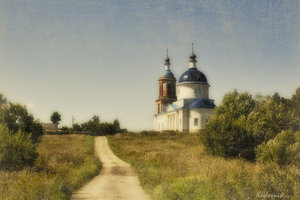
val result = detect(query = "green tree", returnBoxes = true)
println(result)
[50,111,62,125]
[98,122,116,135]
[291,87,300,130]
[0,103,43,143]
[72,123,82,132]
[200,90,256,159]
[0,93,7,106]
[92,115,100,124]
[256,130,299,165]
[81,115,101,134]
[113,119,120,130]
[247,93,296,146]
[0,124,37,170]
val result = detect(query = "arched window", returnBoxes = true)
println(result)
[163,83,167,96]
[194,88,201,94]
[167,83,172,96]
[194,118,199,126]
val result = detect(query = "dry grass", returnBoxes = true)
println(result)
[108,133,300,200]
[0,134,101,200]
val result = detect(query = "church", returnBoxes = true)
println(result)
[153,46,215,132]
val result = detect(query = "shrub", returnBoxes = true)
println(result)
[200,90,298,161]
[256,130,299,165]
[59,126,72,134]
[0,124,37,170]
[291,88,300,131]
[200,90,256,159]
[0,100,44,143]
[97,122,116,135]
[247,93,296,146]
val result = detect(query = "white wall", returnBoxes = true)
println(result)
[177,82,209,100]
[189,108,214,133]
[154,108,214,133]
[154,110,181,131]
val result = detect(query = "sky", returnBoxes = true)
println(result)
[0,0,299,131]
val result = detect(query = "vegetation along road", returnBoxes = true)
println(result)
[72,136,151,200]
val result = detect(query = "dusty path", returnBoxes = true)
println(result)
[72,136,151,200]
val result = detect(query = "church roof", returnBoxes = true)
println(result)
[154,98,215,116]
[188,98,215,109]
[162,70,175,78]
[178,68,208,83]
[41,123,58,132]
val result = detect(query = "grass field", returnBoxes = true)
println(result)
[108,132,300,200]
[0,134,101,200]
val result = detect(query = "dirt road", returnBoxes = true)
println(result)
[72,136,151,200]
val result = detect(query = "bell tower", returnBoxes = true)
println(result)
[156,50,177,113]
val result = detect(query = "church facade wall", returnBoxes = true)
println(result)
[188,108,215,132]
[154,110,183,131]
[177,83,209,100]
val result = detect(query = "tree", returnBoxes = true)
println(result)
[92,115,100,124]
[291,88,300,130]
[113,119,120,130]
[247,93,296,146]
[0,124,37,170]
[81,115,101,134]
[72,123,82,132]
[256,130,299,165]
[0,103,43,143]
[0,93,7,106]
[200,89,299,161]
[50,111,62,125]
[200,90,256,159]
[98,122,116,135]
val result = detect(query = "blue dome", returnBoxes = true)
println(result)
[178,68,207,83]
[162,70,175,78]
[188,99,215,109]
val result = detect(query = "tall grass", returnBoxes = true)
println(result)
[108,133,300,200]
[0,134,101,200]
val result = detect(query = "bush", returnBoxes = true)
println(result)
[200,90,299,161]
[0,124,37,170]
[247,93,296,146]
[59,126,72,134]
[256,130,299,165]
[200,90,256,160]
[0,99,44,143]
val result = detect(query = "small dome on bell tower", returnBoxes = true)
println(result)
[155,50,177,113]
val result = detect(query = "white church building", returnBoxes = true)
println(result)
[153,47,215,132]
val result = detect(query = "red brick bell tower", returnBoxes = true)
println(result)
[156,51,177,113]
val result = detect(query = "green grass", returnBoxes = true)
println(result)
[0,134,101,200]
[108,133,300,200]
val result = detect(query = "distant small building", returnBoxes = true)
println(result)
[41,123,58,132]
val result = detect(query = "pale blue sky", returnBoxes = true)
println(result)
[0,0,299,130]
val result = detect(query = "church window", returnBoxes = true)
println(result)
[167,83,171,96]
[163,83,167,96]
[194,118,198,126]
[194,88,201,94]
[183,75,188,80]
